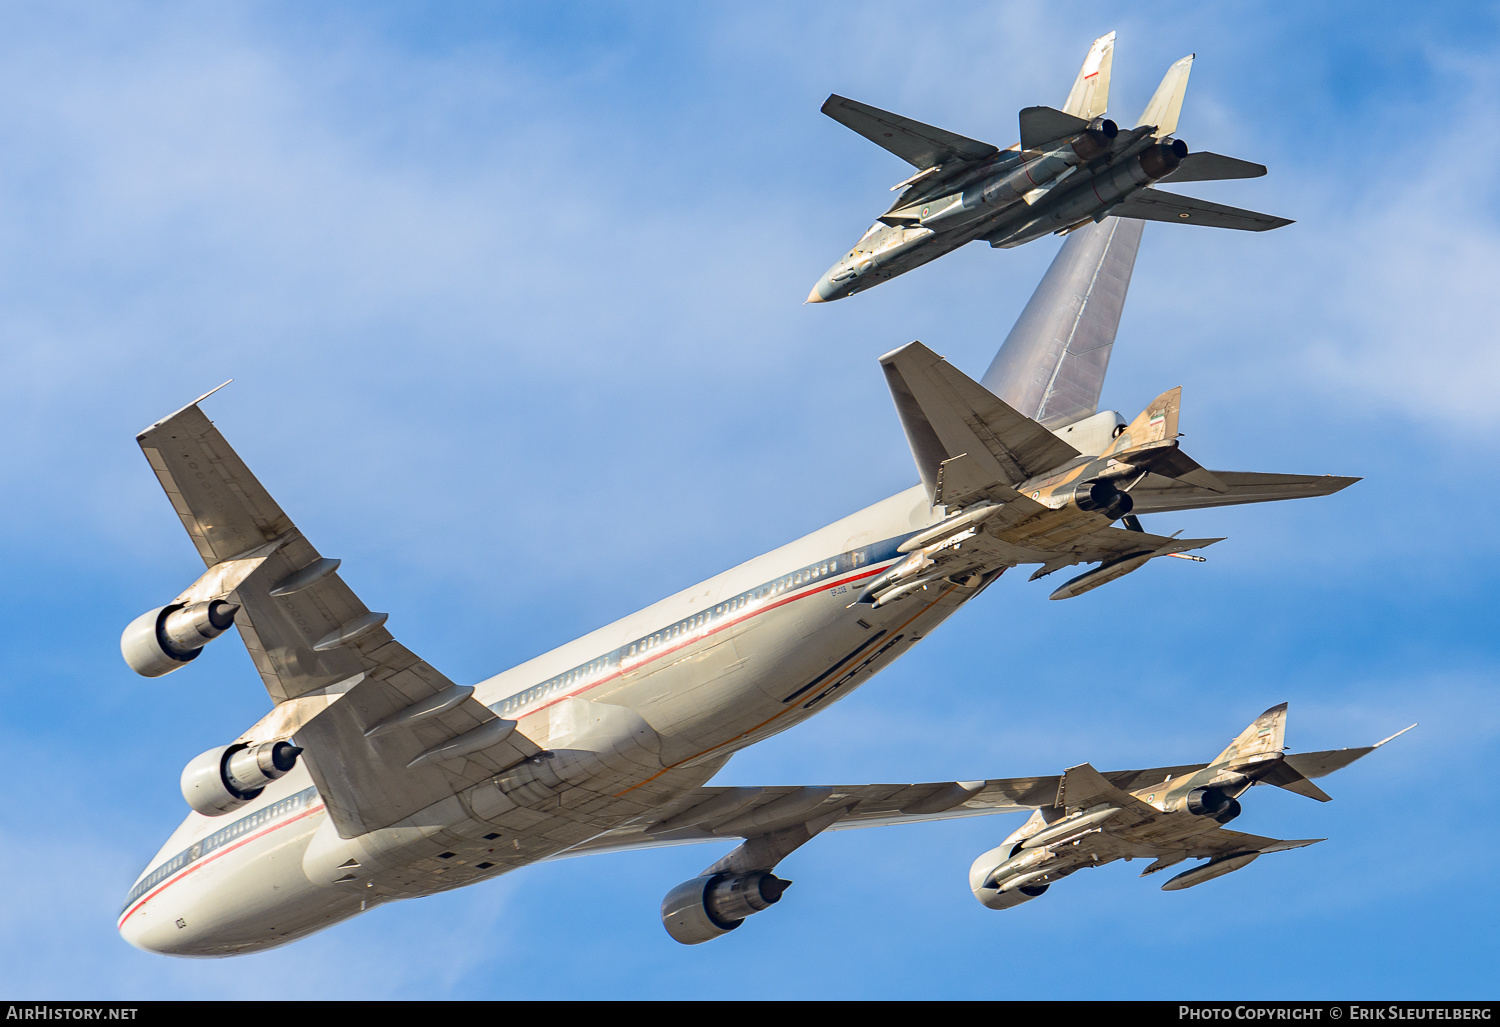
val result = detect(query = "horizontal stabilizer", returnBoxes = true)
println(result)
[1257,761,1333,802]
[1163,151,1268,183]
[1109,187,1293,232]
[822,94,998,169]
[1019,105,1090,150]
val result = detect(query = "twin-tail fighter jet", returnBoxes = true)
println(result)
[117,214,1356,956]
[970,705,1413,910]
[808,32,1290,303]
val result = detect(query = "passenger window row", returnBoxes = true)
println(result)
[495,547,872,717]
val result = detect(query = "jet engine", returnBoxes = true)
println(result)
[1068,478,1134,521]
[180,740,303,817]
[121,600,240,677]
[1185,786,1232,817]
[660,871,792,945]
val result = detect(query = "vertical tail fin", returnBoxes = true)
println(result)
[1109,386,1180,452]
[1212,703,1288,767]
[1062,31,1115,120]
[1137,54,1194,137]
[979,218,1144,428]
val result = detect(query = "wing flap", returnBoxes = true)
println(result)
[1109,187,1293,232]
[821,94,998,169]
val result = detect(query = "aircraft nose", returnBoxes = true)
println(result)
[119,910,177,956]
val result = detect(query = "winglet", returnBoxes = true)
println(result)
[1137,54,1194,137]
[1062,31,1115,120]
[139,379,234,437]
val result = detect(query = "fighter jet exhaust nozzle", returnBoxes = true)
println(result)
[121,600,241,677]
[660,872,793,945]
[180,741,304,817]
[1069,478,1134,521]
[1139,138,1189,180]
[1185,786,1233,818]
[1067,119,1119,162]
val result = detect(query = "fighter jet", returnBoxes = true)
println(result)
[969,704,1413,910]
[116,213,1356,956]
[808,32,1290,303]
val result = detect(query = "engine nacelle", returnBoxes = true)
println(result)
[121,600,240,677]
[1212,797,1243,825]
[1139,137,1190,180]
[969,839,1058,910]
[180,740,303,817]
[1069,478,1134,521]
[660,871,792,945]
[1185,786,1233,818]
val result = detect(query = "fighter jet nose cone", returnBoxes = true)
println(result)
[805,286,827,304]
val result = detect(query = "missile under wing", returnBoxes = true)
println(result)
[808,33,1290,303]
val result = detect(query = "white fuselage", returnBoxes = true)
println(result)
[119,484,994,956]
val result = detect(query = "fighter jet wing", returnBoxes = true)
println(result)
[1108,186,1293,231]
[1284,725,1415,779]
[1056,524,1223,563]
[1126,470,1360,514]
[137,392,541,838]
[1184,829,1323,860]
[822,94,999,169]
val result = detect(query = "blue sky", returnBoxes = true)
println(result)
[0,0,1495,999]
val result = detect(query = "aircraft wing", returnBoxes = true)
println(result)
[545,764,1211,861]
[1284,724,1416,779]
[1108,186,1293,232]
[136,393,540,838]
[822,94,999,169]
[1065,525,1223,563]
[1126,470,1360,514]
[1184,829,1322,860]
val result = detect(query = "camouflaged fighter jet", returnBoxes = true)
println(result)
[808,32,1290,303]
[968,704,1413,910]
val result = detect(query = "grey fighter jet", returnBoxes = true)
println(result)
[808,32,1289,303]
[968,704,1413,910]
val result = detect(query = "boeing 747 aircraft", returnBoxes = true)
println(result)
[117,218,1356,955]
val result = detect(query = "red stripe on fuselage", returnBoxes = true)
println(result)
[506,563,893,720]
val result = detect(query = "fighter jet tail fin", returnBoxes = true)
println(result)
[1212,702,1289,767]
[1137,54,1194,137]
[1062,31,1115,120]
